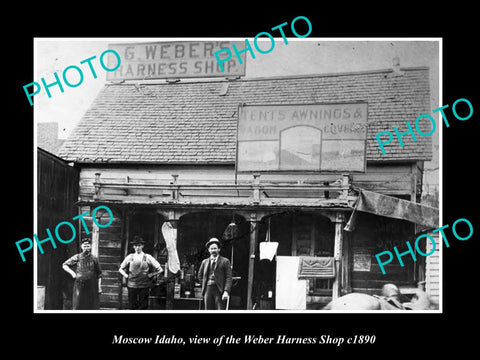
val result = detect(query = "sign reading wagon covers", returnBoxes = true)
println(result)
[106,41,246,80]
[237,103,368,172]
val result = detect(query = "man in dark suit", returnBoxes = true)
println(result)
[197,238,232,310]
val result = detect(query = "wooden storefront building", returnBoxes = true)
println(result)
[58,66,436,310]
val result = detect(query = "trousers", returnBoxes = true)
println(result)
[128,287,150,310]
[204,285,225,310]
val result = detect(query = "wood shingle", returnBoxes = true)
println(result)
[58,67,432,164]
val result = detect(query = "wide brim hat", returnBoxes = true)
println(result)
[131,237,145,245]
[80,238,91,244]
[205,238,220,248]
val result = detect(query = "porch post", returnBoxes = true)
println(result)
[332,211,345,300]
[91,206,100,257]
[246,211,259,310]
[341,228,352,295]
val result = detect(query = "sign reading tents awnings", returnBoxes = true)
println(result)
[106,41,246,80]
[345,189,439,231]
[236,103,368,172]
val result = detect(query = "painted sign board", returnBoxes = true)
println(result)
[237,103,368,172]
[106,41,246,80]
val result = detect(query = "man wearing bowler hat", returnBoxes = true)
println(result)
[197,238,232,310]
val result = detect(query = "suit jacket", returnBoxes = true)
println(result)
[198,255,232,296]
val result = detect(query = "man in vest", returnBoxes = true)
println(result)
[119,236,163,310]
[197,238,232,310]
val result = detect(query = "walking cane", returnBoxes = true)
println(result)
[226,246,233,311]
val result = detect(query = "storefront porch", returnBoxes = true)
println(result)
[79,173,353,310]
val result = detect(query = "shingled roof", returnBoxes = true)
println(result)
[58,67,432,164]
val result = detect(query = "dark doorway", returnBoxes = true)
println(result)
[253,211,335,310]
[177,212,250,309]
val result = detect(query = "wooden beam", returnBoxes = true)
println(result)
[341,229,352,295]
[252,174,261,204]
[332,212,345,300]
[118,208,126,310]
[153,212,160,259]
[246,212,258,310]
[341,174,350,199]
[171,174,179,201]
[91,206,100,257]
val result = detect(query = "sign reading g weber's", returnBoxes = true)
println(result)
[237,103,368,172]
[107,41,246,80]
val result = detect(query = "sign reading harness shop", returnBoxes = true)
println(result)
[106,41,246,80]
[237,103,368,172]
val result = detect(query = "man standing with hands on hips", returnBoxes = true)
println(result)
[198,238,232,310]
[119,236,163,310]
[62,238,102,310]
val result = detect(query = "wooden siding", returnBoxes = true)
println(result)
[37,148,79,310]
[78,205,124,309]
